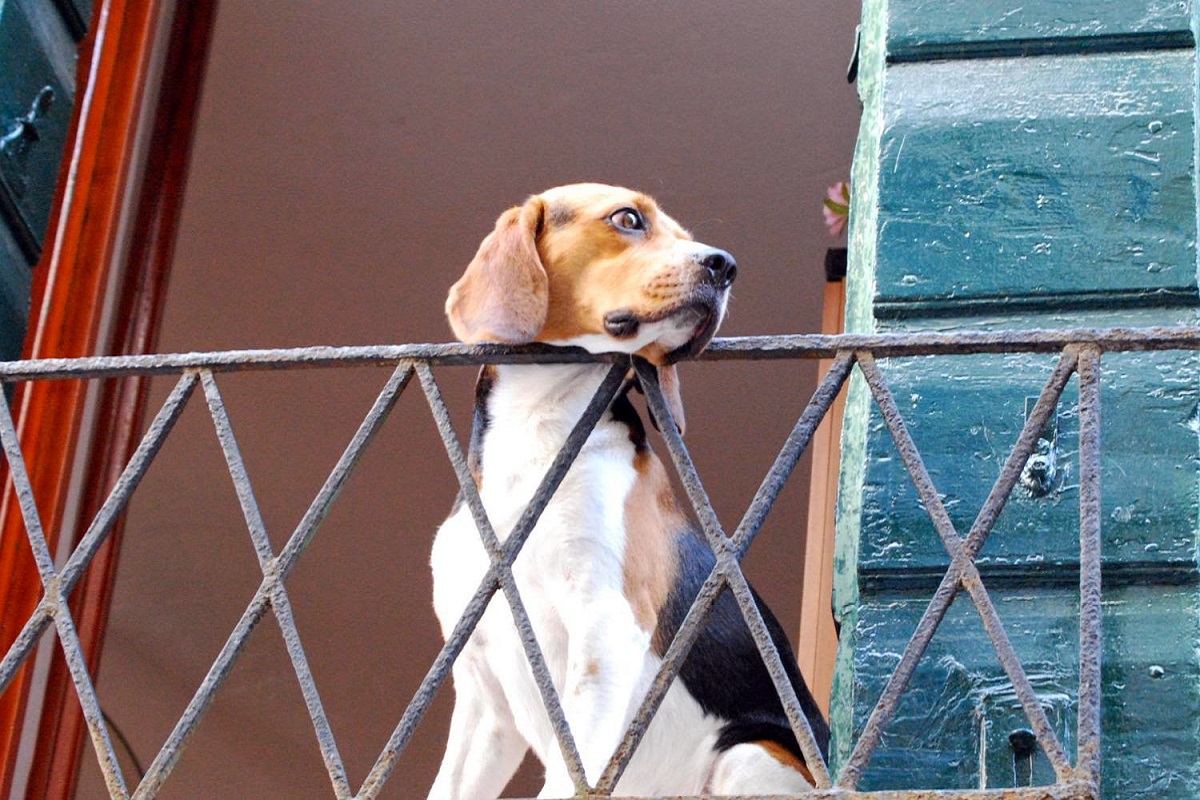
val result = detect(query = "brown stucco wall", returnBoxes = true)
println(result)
[77,3,861,796]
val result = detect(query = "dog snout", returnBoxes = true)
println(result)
[696,248,737,289]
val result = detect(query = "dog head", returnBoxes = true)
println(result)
[446,184,737,431]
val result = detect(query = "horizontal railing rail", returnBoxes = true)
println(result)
[2,324,1196,799]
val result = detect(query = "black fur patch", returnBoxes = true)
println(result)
[608,382,648,451]
[451,365,497,515]
[654,526,831,764]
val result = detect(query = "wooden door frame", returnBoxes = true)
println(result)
[797,262,846,717]
[0,0,217,795]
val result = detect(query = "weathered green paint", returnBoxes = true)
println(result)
[838,0,1200,795]
[888,0,1195,61]
[851,586,1200,793]
[0,0,73,259]
[859,311,1200,575]
[833,0,891,776]
[876,52,1196,311]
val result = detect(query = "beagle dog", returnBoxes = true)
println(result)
[429,184,829,798]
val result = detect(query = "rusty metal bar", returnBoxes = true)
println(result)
[201,371,352,799]
[133,363,413,798]
[0,385,129,797]
[0,324,1196,382]
[841,353,1073,789]
[0,372,198,695]
[1074,347,1103,790]
[0,326,1155,798]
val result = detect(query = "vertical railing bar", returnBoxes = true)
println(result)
[201,371,352,798]
[1075,346,1103,788]
[724,564,833,788]
[731,350,857,558]
[274,363,415,580]
[0,388,130,796]
[358,363,626,799]
[845,353,1071,786]
[413,363,589,794]
[136,364,414,798]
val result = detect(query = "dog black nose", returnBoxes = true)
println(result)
[698,249,737,288]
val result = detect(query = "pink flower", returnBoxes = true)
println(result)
[822,181,850,237]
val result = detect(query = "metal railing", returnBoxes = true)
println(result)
[2,324,1197,799]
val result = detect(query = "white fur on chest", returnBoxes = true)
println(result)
[429,365,722,795]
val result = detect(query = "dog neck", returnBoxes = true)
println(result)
[468,362,631,483]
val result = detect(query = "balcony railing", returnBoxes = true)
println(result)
[3,324,1198,799]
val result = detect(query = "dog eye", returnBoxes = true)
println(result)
[609,208,646,233]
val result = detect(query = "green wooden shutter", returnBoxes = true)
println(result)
[0,0,88,361]
[835,2,1200,795]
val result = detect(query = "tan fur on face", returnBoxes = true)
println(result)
[533,184,700,345]
[448,183,723,433]
[448,183,709,354]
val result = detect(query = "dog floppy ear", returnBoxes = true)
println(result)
[656,363,687,437]
[446,197,548,343]
[636,344,687,436]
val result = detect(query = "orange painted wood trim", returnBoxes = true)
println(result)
[25,2,220,795]
[0,0,160,788]
[797,278,847,717]
[0,0,216,794]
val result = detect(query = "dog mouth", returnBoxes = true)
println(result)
[602,290,725,363]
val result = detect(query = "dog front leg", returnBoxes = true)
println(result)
[429,659,527,800]
[553,587,651,788]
